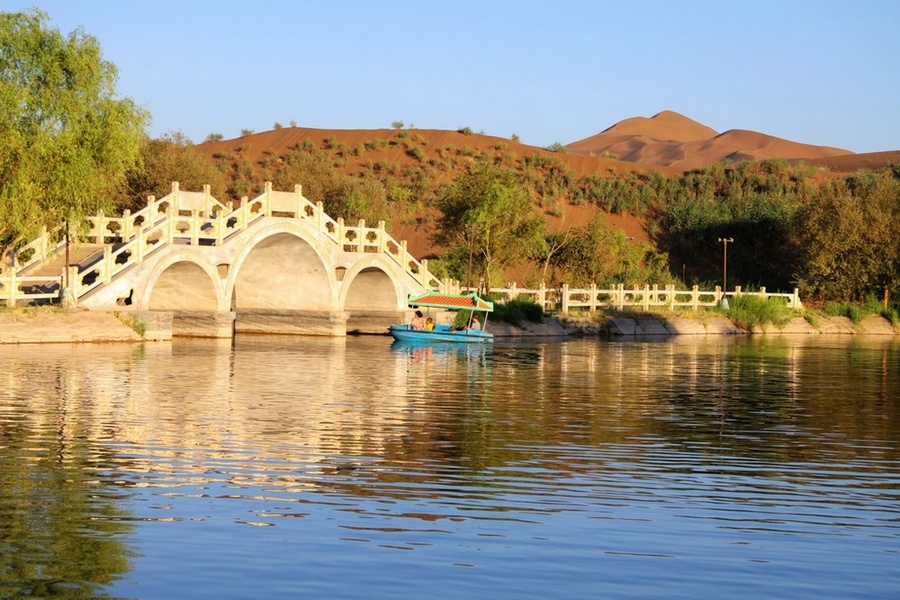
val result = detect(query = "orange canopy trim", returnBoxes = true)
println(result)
[407,292,494,312]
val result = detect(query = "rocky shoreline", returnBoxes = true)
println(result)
[0,309,896,344]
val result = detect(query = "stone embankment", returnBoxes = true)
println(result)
[0,310,897,344]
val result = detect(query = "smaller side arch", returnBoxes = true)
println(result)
[135,251,226,312]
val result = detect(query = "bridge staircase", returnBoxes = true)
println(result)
[1,182,445,309]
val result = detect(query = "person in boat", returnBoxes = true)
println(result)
[411,310,426,330]
[425,317,435,331]
[468,315,481,330]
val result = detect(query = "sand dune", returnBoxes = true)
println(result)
[565,111,861,171]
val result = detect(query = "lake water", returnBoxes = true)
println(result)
[1,334,898,599]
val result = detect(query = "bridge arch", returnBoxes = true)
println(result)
[227,223,336,311]
[339,256,409,334]
[138,252,223,311]
[339,258,404,312]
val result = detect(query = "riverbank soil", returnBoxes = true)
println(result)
[0,310,141,343]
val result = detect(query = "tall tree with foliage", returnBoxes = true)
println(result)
[796,168,900,301]
[0,9,149,256]
[433,165,546,293]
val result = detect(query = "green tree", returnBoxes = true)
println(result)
[433,166,546,293]
[796,170,900,301]
[271,145,389,224]
[119,132,227,212]
[0,9,149,255]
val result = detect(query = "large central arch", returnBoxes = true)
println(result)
[229,227,343,335]
[232,232,332,310]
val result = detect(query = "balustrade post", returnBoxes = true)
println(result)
[122,210,132,241]
[539,282,547,311]
[692,284,699,310]
[794,288,802,309]
[561,283,570,314]
[135,225,145,262]
[357,219,366,252]
[265,181,273,217]
[190,210,199,245]
[420,258,429,283]
[760,286,767,300]
[203,184,212,217]
[147,195,156,223]
[715,285,722,306]
[316,201,324,230]
[39,226,48,261]
[643,284,650,311]
[166,207,176,244]
[377,221,387,253]
[94,212,104,245]
[667,284,676,310]
[589,283,597,311]
[239,196,249,229]
[399,239,408,273]
[64,265,79,308]
[103,246,113,284]
[295,184,303,219]
[617,283,624,310]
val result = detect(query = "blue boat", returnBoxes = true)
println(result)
[388,291,494,344]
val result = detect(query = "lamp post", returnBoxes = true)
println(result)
[466,223,478,292]
[718,237,734,308]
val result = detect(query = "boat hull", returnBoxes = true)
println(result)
[388,324,493,343]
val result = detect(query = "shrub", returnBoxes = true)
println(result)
[458,126,473,135]
[727,295,792,330]
[491,297,544,326]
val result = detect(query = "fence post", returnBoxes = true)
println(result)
[667,284,676,310]
[539,282,547,311]
[509,281,517,302]
[760,286,767,300]
[643,285,650,311]
[561,283,570,314]
[692,285,699,310]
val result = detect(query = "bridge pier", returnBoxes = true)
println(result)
[234,308,348,337]
[172,311,237,338]
[346,310,408,335]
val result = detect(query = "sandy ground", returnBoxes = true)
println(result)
[0,310,141,344]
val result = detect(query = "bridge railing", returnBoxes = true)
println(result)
[2,182,447,306]
[0,224,67,277]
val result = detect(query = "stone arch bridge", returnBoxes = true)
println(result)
[1,183,447,338]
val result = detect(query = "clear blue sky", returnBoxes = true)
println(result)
[6,0,900,153]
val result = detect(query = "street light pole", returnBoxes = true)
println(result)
[718,237,734,308]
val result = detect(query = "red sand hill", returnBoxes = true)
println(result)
[565,110,862,170]
[195,112,898,263]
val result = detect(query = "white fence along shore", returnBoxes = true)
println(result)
[459,283,802,313]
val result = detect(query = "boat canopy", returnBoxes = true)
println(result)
[407,291,494,313]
